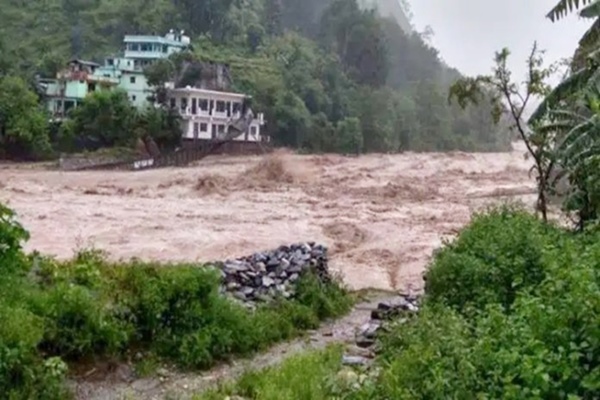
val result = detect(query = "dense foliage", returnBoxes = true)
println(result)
[0,0,511,159]
[199,207,600,399]
[0,204,352,398]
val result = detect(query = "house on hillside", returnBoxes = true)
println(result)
[167,86,267,151]
[39,59,119,119]
[39,30,191,117]
[96,30,191,108]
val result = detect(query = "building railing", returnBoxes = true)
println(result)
[177,107,245,120]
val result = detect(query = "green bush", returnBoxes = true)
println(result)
[424,205,565,313]
[360,251,600,399]
[0,204,30,274]
[0,304,68,399]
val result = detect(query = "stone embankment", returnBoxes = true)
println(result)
[214,242,330,305]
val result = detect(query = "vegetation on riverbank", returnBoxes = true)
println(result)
[0,203,352,399]
[198,206,600,399]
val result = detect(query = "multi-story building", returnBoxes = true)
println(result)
[40,59,119,119]
[40,30,190,116]
[167,86,266,145]
[96,30,191,108]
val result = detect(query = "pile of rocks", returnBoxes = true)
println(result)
[355,295,420,349]
[214,242,330,304]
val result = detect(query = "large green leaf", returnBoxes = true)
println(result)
[580,0,600,18]
[528,68,596,123]
[547,0,597,21]
[572,19,600,70]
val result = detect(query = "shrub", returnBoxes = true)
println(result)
[424,205,564,313]
[0,304,68,399]
[360,251,600,399]
[0,204,30,274]
[112,263,352,369]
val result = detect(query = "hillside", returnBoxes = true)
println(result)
[0,0,511,159]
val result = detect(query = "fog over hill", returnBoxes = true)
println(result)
[358,0,412,33]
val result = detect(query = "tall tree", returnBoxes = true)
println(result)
[0,76,51,159]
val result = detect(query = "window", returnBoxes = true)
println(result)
[129,43,139,51]
[200,123,208,132]
[181,97,188,111]
[141,43,150,51]
[232,102,241,114]
[131,95,136,101]
[216,101,226,113]
[198,99,208,111]
[163,45,168,53]
[107,58,114,66]
[130,76,136,84]
[191,98,197,114]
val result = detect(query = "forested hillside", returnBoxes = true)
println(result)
[0,0,510,158]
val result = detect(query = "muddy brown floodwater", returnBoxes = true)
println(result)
[0,142,535,293]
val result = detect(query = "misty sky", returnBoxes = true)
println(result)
[409,0,591,84]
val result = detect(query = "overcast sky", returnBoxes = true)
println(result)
[408,0,591,84]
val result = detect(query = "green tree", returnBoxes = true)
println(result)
[354,87,397,152]
[135,107,182,152]
[265,0,283,36]
[305,112,335,152]
[449,44,555,221]
[59,90,138,151]
[320,0,389,87]
[335,116,363,154]
[0,76,51,160]
[273,91,312,147]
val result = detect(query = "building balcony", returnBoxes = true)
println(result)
[177,108,245,121]
[124,50,168,60]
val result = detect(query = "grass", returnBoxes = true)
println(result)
[196,345,348,400]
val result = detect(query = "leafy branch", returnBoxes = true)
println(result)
[449,42,557,221]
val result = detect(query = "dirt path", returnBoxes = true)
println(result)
[0,143,535,293]
[70,293,390,400]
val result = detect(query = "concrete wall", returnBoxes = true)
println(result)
[119,71,150,108]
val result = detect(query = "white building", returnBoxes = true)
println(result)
[167,87,266,144]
